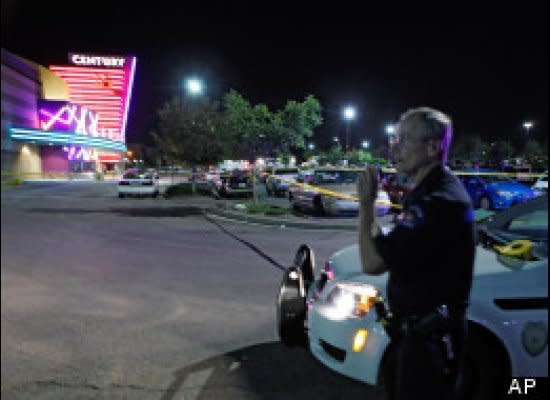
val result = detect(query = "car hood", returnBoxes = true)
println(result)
[487,182,533,193]
[327,244,548,298]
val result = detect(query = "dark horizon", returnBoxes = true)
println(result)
[2,1,548,152]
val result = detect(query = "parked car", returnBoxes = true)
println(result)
[532,174,548,196]
[266,167,300,196]
[289,168,392,217]
[458,174,536,210]
[277,197,548,399]
[118,168,160,198]
[215,173,253,198]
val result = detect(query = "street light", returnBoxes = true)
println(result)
[362,140,370,149]
[342,106,356,152]
[385,124,395,135]
[185,78,204,96]
[522,121,534,136]
[308,143,315,150]
[333,136,340,144]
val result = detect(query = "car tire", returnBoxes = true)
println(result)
[459,328,510,400]
[277,266,308,347]
[480,196,492,210]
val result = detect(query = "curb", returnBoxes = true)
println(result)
[206,207,358,231]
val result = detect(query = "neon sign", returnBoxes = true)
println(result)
[9,127,126,152]
[38,100,98,135]
[50,54,136,144]
[69,54,125,68]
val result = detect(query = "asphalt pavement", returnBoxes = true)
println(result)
[1,181,387,400]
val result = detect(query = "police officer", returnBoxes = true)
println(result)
[357,107,475,400]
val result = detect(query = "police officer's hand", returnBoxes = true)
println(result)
[357,166,378,215]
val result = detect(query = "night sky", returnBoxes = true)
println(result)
[2,1,548,152]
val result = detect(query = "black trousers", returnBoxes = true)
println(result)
[385,317,467,400]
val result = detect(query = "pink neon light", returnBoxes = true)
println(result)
[50,58,134,145]
[121,57,136,141]
[50,66,125,74]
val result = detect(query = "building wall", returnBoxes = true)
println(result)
[1,48,42,174]
[40,145,68,172]
[16,144,42,175]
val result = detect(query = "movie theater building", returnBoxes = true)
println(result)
[1,49,136,177]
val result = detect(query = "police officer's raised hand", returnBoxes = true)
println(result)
[357,166,378,217]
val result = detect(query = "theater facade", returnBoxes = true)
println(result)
[1,49,136,177]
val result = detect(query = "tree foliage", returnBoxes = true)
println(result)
[150,96,225,165]
[151,90,324,165]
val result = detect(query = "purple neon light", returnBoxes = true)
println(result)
[39,108,72,127]
[121,57,136,142]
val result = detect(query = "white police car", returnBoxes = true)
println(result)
[277,197,548,399]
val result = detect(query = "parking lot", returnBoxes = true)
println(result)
[1,181,387,399]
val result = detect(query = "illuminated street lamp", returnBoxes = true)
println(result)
[333,136,340,144]
[362,140,370,149]
[385,124,395,135]
[308,143,315,150]
[342,106,356,152]
[185,78,204,96]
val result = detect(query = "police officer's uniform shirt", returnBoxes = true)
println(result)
[374,165,475,318]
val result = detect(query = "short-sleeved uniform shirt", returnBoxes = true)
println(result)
[374,165,475,318]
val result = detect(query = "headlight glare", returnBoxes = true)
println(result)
[326,282,380,318]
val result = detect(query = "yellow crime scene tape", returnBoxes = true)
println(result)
[262,169,548,212]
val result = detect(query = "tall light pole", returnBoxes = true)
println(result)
[343,106,356,152]
[522,121,534,136]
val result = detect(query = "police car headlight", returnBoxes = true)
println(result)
[325,282,380,318]
[496,190,513,198]
[522,321,548,356]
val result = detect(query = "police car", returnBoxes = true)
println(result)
[277,196,548,399]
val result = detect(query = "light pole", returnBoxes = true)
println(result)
[343,106,356,152]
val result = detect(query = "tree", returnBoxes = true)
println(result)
[522,139,547,171]
[150,96,225,166]
[222,90,272,160]
[271,95,323,157]
[318,145,344,166]
[450,134,489,163]
[489,141,516,164]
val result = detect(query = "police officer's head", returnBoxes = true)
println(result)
[393,107,452,177]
